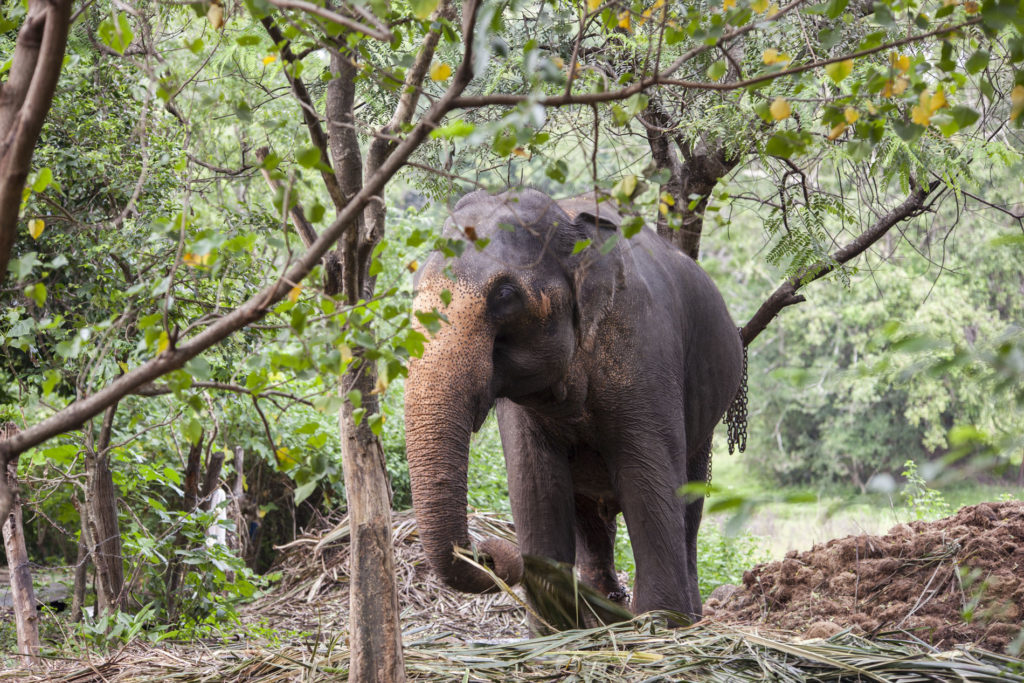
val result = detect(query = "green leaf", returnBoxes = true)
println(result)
[430,119,474,139]
[294,480,318,505]
[545,160,569,183]
[296,147,321,168]
[410,0,439,20]
[598,233,619,255]
[824,59,854,84]
[621,215,644,239]
[32,167,53,193]
[965,49,990,75]
[572,239,591,254]
[871,1,895,26]
[98,12,134,55]
[825,0,849,19]
[891,119,924,142]
[24,282,46,307]
[707,60,727,80]
[950,105,980,128]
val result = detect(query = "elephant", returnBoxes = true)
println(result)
[403,188,743,624]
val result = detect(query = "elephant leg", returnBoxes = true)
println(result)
[610,436,698,623]
[573,494,624,602]
[684,437,712,619]
[496,401,576,630]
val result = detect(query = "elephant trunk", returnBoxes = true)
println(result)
[404,351,522,594]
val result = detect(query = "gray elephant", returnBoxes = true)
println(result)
[404,188,742,623]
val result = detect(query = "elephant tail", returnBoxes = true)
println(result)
[725,337,748,456]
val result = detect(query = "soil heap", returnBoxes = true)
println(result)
[705,501,1024,652]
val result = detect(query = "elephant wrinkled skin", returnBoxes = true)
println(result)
[404,188,742,624]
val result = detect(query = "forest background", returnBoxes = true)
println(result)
[0,0,1022,672]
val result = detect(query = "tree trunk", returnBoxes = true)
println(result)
[165,437,203,620]
[326,45,406,683]
[69,503,90,623]
[339,360,405,683]
[84,405,125,616]
[0,0,73,284]
[2,423,40,666]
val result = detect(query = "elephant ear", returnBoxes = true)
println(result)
[556,194,626,352]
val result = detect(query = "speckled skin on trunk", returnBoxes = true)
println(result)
[404,189,743,623]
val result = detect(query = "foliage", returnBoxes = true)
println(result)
[901,459,952,520]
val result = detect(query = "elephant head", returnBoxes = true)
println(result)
[404,189,621,593]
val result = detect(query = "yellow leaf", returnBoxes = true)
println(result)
[722,0,736,8]
[373,374,388,394]
[1010,85,1024,121]
[865,102,878,115]
[639,0,665,25]
[890,53,910,73]
[183,252,211,266]
[156,330,170,354]
[827,122,848,141]
[617,10,631,30]
[28,218,44,240]
[763,48,778,65]
[660,192,675,206]
[512,147,530,158]
[844,107,859,123]
[752,0,769,12]
[339,343,353,364]
[429,62,452,81]
[407,260,419,273]
[276,447,296,468]
[659,202,669,215]
[964,0,979,12]
[883,76,909,97]
[587,0,602,11]
[767,2,779,15]
[288,285,302,302]
[262,54,277,65]
[928,88,948,113]
[911,105,931,126]
[770,97,791,120]
[208,2,224,30]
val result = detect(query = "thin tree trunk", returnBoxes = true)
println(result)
[2,423,40,666]
[339,360,403,683]
[69,502,90,623]
[85,405,125,616]
[165,437,203,620]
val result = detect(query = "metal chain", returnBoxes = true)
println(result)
[726,339,749,456]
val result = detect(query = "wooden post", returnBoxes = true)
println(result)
[1,423,40,666]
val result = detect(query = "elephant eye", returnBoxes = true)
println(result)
[489,280,522,316]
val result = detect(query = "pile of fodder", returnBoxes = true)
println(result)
[243,509,529,640]
[7,615,1024,682]
[706,501,1024,653]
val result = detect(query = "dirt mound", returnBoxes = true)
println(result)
[705,501,1024,652]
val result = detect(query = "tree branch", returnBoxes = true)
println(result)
[259,16,346,210]
[0,0,73,285]
[0,1,483,517]
[740,180,941,347]
[265,0,393,42]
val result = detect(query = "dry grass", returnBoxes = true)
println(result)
[3,510,1023,681]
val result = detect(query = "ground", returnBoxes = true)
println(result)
[1,504,1023,680]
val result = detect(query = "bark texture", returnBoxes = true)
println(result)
[84,405,125,616]
[0,0,72,282]
[2,424,40,665]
